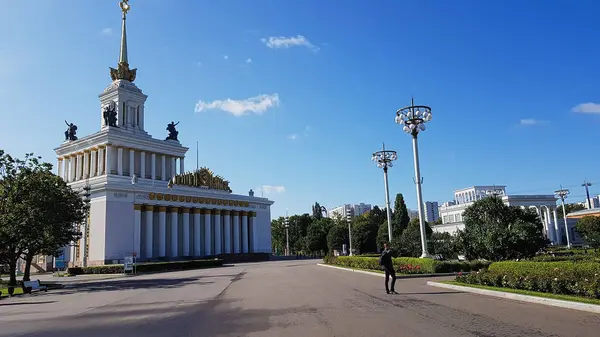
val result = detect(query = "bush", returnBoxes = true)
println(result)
[456,261,600,299]
[322,255,490,274]
[530,254,600,263]
[68,259,223,275]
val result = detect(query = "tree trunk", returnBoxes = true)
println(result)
[23,254,34,282]
[7,260,17,296]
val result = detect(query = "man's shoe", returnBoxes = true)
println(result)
[391,290,399,294]
[386,290,390,294]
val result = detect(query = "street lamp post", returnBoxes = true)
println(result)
[346,207,353,256]
[81,182,91,268]
[371,143,398,244]
[395,97,433,258]
[554,187,572,249]
[131,174,138,273]
[284,211,290,256]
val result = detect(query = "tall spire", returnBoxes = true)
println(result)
[109,0,137,82]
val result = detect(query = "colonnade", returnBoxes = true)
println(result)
[57,145,184,183]
[133,206,258,259]
[529,205,561,244]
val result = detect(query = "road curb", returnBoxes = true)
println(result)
[317,263,463,279]
[427,281,600,314]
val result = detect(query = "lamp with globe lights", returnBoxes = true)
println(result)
[394,98,433,258]
[371,143,398,244]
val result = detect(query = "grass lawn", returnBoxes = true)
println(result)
[0,286,24,296]
[442,281,600,306]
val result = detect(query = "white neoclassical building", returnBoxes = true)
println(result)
[434,185,563,244]
[53,2,273,266]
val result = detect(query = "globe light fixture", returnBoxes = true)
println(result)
[395,97,432,258]
[371,143,397,244]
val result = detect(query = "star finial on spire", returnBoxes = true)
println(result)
[109,0,137,82]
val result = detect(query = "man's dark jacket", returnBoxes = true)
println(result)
[379,249,393,267]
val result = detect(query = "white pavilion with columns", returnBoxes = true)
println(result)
[53,1,273,266]
[435,185,562,244]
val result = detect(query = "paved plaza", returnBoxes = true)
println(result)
[1,260,599,336]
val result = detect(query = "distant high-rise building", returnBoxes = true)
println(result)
[424,201,439,223]
[329,203,372,219]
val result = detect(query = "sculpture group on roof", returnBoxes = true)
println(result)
[64,120,78,141]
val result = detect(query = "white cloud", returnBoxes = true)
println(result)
[287,134,298,140]
[260,35,319,52]
[572,102,600,114]
[519,118,548,126]
[223,55,229,60]
[101,28,113,35]
[260,185,286,194]
[246,58,253,64]
[304,125,311,136]
[288,126,310,140]
[194,94,280,117]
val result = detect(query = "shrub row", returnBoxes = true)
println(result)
[456,261,600,299]
[530,254,600,263]
[68,259,224,275]
[323,255,490,274]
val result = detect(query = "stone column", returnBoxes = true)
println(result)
[98,147,105,175]
[76,153,82,180]
[158,206,167,257]
[204,209,212,256]
[140,151,146,179]
[70,156,76,181]
[133,204,142,257]
[90,149,97,177]
[180,157,185,174]
[129,149,135,177]
[62,157,69,180]
[222,210,231,254]
[213,210,222,255]
[170,207,179,257]
[171,157,176,178]
[161,155,166,181]
[117,147,124,175]
[232,211,240,254]
[57,158,63,179]
[151,153,156,180]
[182,208,190,256]
[83,151,90,179]
[250,212,257,253]
[545,207,555,244]
[553,207,561,243]
[105,145,112,175]
[193,209,202,256]
[241,211,249,253]
[144,205,154,259]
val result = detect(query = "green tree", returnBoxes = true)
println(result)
[575,216,600,251]
[458,196,547,261]
[270,217,287,254]
[327,220,349,253]
[557,203,585,219]
[428,232,460,259]
[398,217,433,257]
[311,202,323,220]
[392,193,410,233]
[304,218,333,253]
[22,170,85,281]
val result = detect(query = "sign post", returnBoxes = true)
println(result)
[124,254,134,275]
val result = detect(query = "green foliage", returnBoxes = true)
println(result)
[304,218,333,253]
[323,255,491,274]
[392,193,410,235]
[556,203,585,219]
[67,259,224,275]
[458,196,548,261]
[398,217,433,257]
[456,261,600,299]
[326,221,349,252]
[576,216,600,250]
[428,232,461,259]
[311,202,324,220]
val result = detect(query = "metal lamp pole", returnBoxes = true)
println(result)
[372,143,398,244]
[81,182,91,268]
[131,174,138,273]
[284,211,290,256]
[346,208,353,256]
[554,187,571,249]
[395,97,433,258]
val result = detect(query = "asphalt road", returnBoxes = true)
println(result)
[1,260,599,337]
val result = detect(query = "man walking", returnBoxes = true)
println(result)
[379,242,397,294]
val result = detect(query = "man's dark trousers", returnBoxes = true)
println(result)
[383,263,397,292]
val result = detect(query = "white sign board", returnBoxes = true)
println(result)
[124,255,134,272]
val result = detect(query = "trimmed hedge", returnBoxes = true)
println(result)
[456,261,600,299]
[530,254,600,263]
[323,255,490,274]
[68,259,224,275]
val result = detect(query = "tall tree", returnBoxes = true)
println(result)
[270,217,287,254]
[399,217,433,257]
[311,202,323,220]
[392,193,410,234]
[556,203,586,219]
[458,196,547,261]
[327,220,349,253]
[304,218,333,253]
[576,216,600,251]
[22,170,85,281]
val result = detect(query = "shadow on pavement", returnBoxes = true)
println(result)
[0,301,56,307]
[8,299,312,337]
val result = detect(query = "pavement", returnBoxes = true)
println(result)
[0,260,599,337]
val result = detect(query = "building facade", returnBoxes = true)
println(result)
[424,201,439,223]
[435,185,564,244]
[328,203,372,220]
[53,3,273,267]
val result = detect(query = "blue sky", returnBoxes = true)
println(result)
[1,0,600,218]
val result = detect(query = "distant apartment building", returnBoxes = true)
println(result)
[424,201,439,223]
[577,195,600,209]
[329,203,372,220]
